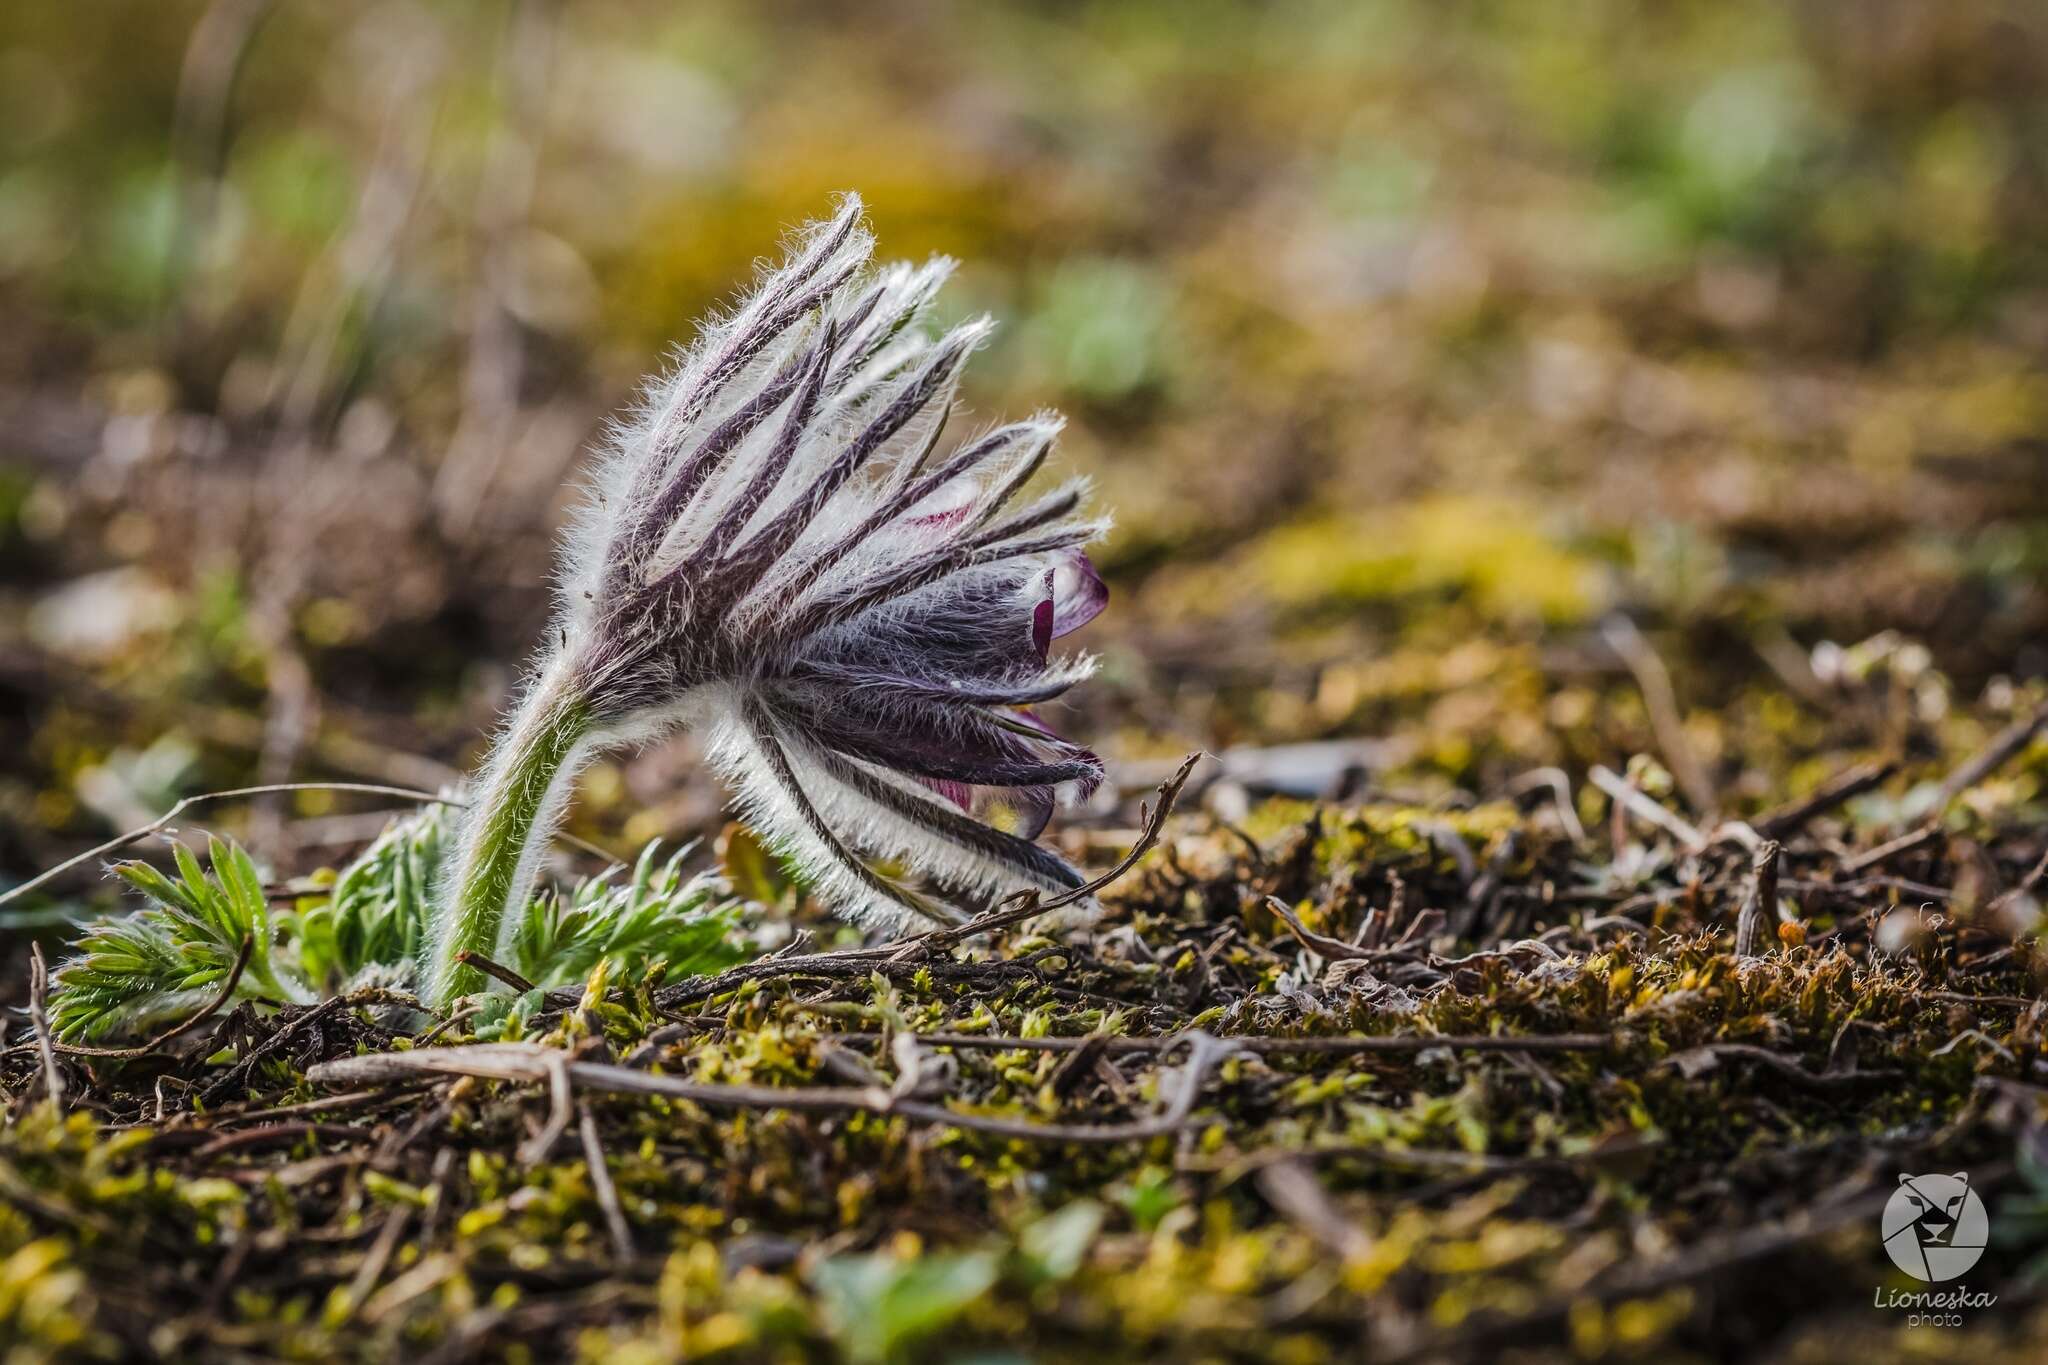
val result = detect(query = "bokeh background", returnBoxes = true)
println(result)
[4,0,2047,895]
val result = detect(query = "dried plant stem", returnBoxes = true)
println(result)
[579,1104,636,1261]
[27,945,64,1114]
[1935,697,2048,811]
[309,1033,1241,1145]
[423,668,595,1006]
[1753,761,1894,839]
[1589,764,1707,850]
[1734,839,1781,957]
[0,782,460,912]
[818,1030,1610,1057]
[1602,615,1716,817]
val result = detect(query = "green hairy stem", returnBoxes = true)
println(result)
[423,668,596,1005]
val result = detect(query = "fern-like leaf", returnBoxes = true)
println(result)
[49,808,749,1042]
[289,804,450,992]
[509,840,749,989]
[50,836,315,1042]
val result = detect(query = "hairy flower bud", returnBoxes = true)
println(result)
[422,195,1110,1004]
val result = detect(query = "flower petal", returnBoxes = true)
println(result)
[1050,550,1108,639]
[974,783,1055,840]
[907,475,980,531]
[771,685,1103,796]
[918,776,975,811]
[803,576,1076,686]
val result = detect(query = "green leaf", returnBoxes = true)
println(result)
[51,835,309,1041]
[48,813,751,1043]
[1114,1166,1181,1232]
[811,1248,1000,1364]
[288,803,449,988]
[509,840,750,990]
[718,821,792,906]
[1016,1200,1103,1284]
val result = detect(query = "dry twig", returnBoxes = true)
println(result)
[578,1104,636,1262]
[1589,765,1707,850]
[1602,616,1716,817]
[309,1032,1243,1145]
[1839,824,1938,875]
[0,782,460,911]
[1734,840,1781,957]
[26,945,64,1114]
[1753,761,1894,838]
[654,753,1204,1012]
[1935,697,2048,810]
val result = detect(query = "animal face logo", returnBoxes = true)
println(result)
[1882,1172,1988,1281]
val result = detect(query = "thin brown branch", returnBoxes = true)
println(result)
[1588,765,1707,850]
[1839,823,1938,875]
[1501,767,1588,844]
[1924,990,2040,1010]
[197,993,353,1105]
[0,782,461,910]
[652,752,1205,1012]
[1660,1043,1895,1092]
[26,945,64,1114]
[337,1205,414,1328]
[1602,615,1716,816]
[1935,696,2048,810]
[1256,1158,1373,1260]
[769,1030,1612,1058]
[1734,840,1781,958]
[192,1088,402,1128]
[578,1104,636,1262]
[413,1004,483,1048]
[1753,761,1894,839]
[1264,895,1375,961]
[457,951,539,996]
[1991,843,2048,915]
[910,750,1205,952]
[308,1031,1243,1146]
[516,1050,573,1166]
[188,1121,373,1161]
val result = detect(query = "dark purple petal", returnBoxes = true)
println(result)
[741,697,954,925]
[772,684,1103,796]
[918,776,975,811]
[807,746,1086,892]
[1050,551,1108,638]
[775,497,1094,647]
[1031,589,1055,662]
[800,576,1066,686]
[787,660,1078,708]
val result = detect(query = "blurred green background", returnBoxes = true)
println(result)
[3,0,2047,884]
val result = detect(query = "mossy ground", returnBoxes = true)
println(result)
[5,716,2048,1361]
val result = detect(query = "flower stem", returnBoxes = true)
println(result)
[423,667,595,1006]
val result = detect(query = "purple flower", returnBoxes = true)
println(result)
[425,195,1111,1000]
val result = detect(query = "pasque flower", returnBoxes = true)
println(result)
[423,196,1110,1005]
